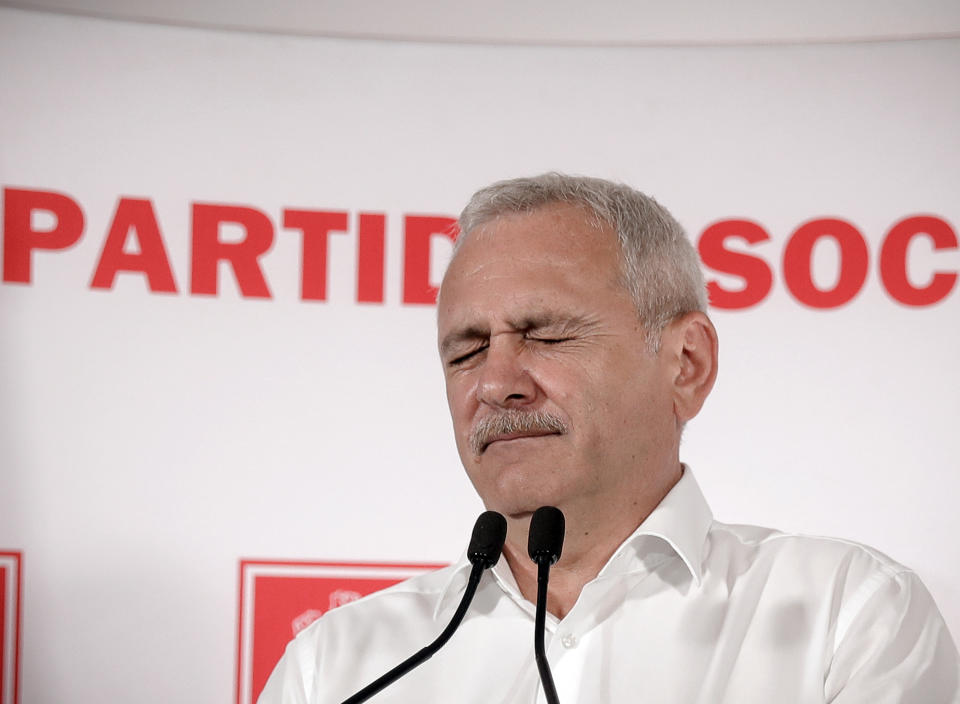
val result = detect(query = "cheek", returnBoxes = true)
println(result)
[545,356,619,408]
[445,376,477,431]
[571,356,666,428]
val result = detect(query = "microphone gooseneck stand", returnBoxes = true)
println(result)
[528,506,565,704]
[340,510,507,704]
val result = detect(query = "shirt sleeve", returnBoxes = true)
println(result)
[825,568,960,704]
[256,635,315,704]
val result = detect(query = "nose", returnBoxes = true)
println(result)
[476,336,539,408]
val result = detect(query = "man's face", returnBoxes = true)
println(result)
[436,204,679,518]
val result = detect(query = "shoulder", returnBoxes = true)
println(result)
[703,522,924,631]
[281,562,465,660]
[703,522,942,653]
[706,520,911,581]
[258,563,464,703]
[298,561,463,643]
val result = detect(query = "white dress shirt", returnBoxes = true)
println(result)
[259,469,960,703]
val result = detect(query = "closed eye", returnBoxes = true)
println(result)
[448,345,487,366]
[528,336,572,345]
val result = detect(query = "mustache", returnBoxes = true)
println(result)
[469,409,568,455]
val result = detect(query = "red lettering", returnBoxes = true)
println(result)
[283,210,348,301]
[357,213,386,304]
[880,216,957,306]
[403,216,458,305]
[191,204,273,298]
[697,219,773,310]
[3,187,84,283]
[783,218,868,308]
[90,198,177,293]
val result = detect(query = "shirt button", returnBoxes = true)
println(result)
[560,633,577,648]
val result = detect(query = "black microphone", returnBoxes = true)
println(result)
[340,510,507,704]
[528,506,565,704]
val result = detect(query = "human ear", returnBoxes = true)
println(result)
[664,312,718,424]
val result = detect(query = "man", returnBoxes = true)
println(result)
[260,174,959,702]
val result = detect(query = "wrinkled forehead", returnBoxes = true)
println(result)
[437,205,628,328]
[453,201,610,257]
[449,203,617,275]
[439,204,626,316]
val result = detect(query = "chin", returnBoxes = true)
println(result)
[484,484,571,520]
[468,454,576,512]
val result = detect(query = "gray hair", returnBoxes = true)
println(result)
[454,173,708,349]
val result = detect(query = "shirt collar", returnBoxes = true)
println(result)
[605,465,713,587]
[434,552,521,620]
[434,466,713,619]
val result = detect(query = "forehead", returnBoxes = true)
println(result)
[461,202,615,256]
[436,204,629,330]
[447,203,621,281]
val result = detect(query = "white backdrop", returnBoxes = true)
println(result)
[0,7,958,703]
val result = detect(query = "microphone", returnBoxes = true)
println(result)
[528,506,565,704]
[340,510,507,704]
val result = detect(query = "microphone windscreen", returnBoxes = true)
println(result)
[527,506,565,565]
[467,511,508,569]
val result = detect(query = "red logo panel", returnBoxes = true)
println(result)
[0,552,22,704]
[235,559,444,704]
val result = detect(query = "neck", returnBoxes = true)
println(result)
[501,463,682,619]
